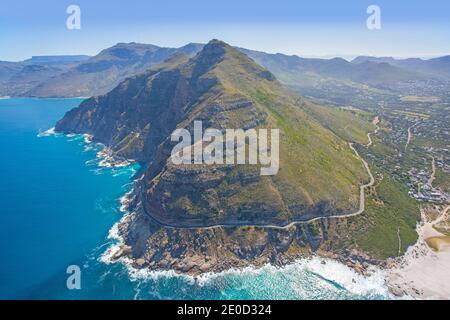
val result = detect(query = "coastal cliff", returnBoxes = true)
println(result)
[56,40,379,274]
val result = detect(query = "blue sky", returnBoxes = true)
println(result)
[1,0,449,61]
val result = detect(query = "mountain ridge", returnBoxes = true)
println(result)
[55,39,378,274]
[352,55,450,80]
[2,42,449,99]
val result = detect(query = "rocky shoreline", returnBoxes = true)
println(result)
[59,118,411,297]
[102,177,383,278]
[105,171,450,301]
[98,158,450,300]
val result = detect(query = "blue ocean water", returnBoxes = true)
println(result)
[0,98,392,300]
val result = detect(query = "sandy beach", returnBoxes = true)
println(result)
[387,206,450,299]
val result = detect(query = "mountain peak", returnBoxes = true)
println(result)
[190,39,276,82]
[193,39,230,63]
[205,39,230,48]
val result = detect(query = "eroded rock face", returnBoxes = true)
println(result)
[57,40,368,274]
[55,67,204,162]
[117,209,319,275]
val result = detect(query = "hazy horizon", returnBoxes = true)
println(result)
[3,39,449,63]
[1,0,450,61]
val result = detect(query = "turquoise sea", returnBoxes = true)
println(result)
[0,98,393,300]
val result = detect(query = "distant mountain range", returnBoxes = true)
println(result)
[239,48,443,105]
[242,49,427,86]
[0,55,90,96]
[0,43,203,97]
[352,55,450,80]
[1,42,449,104]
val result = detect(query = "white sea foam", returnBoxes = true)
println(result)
[124,257,190,282]
[100,229,392,298]
[99,177,392,298]
[100,221,124,265]
[93,147,133,168]
[67,134,85,142]
[98,157,132,168]
[98,206,196,283]
[70,136,137,171]
[119,189,136,213]
[124,256,388,299]
[99,244,119,264]
[83,134,93,144]
[100,189,136,266]
[191,257,389,296]
[84,144,95,152]
[108,222,121,240]
[37,127,57,137]
[100,213,139,270]
[299,257,390,296]
[85,159,97,166]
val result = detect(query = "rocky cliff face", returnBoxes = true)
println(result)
[56,40,370,274]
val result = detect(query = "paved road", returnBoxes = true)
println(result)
[365,116,379,147]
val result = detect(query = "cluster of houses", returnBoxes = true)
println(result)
[408,166,449,204]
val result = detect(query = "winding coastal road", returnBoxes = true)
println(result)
[365,116,379,148]
[146,118,379,230]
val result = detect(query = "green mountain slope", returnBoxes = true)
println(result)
[301,104,376,145]
[57,40,369,226]
[57,40,414,274]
